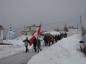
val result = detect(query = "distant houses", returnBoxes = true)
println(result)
[21,24,36,35]
[0,25,4,43]
[6,24,16,40]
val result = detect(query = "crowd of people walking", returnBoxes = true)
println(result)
[23,32,67,53]
[43,32,67,46]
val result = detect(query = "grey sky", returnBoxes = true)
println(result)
[0,0,86,30]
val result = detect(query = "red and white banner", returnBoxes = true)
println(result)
[28,24,41,46]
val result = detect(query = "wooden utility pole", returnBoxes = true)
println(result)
[80,15,83,40]
[80,15,86,42]
[80,16,82,30]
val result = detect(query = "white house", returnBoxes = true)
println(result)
[6,24,16,40]
[0,25,4,43]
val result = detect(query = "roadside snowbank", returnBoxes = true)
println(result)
[3,35,33,49]
[28,34,86,64]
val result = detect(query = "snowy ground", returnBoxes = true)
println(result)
[0,31,60,59]
[0,29,80,62]
[0,45,25,59]
[0,35,44,59]
[0,35,33,59]
[0,49,37,64]
[28,33,86,64]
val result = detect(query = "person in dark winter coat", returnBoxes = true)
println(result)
[33,37,37,52]
[23,37,29,53]
[51,35,55,44]
[37,38,41,52]
[79,41,86,55]
[54,35,58,42]
[64,32,67,38]
[43,35,48,46]
[48,36,51,46]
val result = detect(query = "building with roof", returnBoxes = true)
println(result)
[0,25,4,43]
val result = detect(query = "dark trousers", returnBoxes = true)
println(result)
[44,40,48,46]
[26,46,29,53]
[37,42,41,52]
[33,42,37,52]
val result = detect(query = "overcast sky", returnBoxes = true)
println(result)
[0,0,86,30]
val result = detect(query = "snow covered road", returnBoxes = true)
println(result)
[0,44,49,64]
[0,45,25,59]
[0,30,82,64]
[0,49,36,64]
